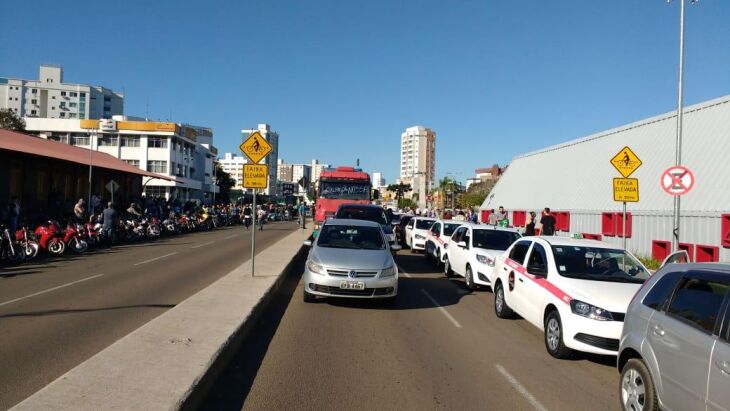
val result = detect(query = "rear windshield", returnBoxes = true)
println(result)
[335,207,387,225]
[317,225,385,250]
[443,223,461,236]
[416,220,435,230]
[473,230,521,251]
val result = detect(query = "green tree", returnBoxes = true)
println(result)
[398,198,416,210]
[386,183,411,200]
[0,109,25,132]
[214,164,236,202]
[457,180,496,209]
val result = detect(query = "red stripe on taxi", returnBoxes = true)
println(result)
[505,258,573,305]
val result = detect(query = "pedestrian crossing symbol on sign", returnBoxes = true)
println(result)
[239,131,272,164]
[610,146,642,178]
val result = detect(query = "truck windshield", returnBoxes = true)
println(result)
[551,246,649,284]
[319,182,370,200]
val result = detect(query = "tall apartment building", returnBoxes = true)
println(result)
[311,159,329,185]
[277,159,293,182]
[372,172,386,189]
[24,116,218,201]
[277,160,311,196]
[241,124,279,195]
[400,126,436,196]
[0,65,123,119]
[219,153,247,190]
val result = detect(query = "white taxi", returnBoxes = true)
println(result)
[443,223,521,291]
[404,217,436,252]
[492,237,650,358]
[424,220,463,266]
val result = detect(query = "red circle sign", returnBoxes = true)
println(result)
[661,166,695,196]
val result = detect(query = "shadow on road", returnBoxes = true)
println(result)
[0,304,175,319]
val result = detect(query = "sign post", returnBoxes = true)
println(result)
[105,179,119,208]
[610,147,642,251]
[240,131,273,277]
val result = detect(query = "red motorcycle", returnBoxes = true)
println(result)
[34,221,66,256]
[14,226,39,259]
[63,222,88,253]
[85,222,101,247]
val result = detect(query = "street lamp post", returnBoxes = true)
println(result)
[88,131,96,208]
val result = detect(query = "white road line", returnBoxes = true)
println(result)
[397,265,412,278]
[420,288,462,328]
[495,364,548,411]
[133,252,178,266]
[224,234,237,240]
[0,274,104,308]
[190,241,215,249]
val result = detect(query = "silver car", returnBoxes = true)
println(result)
[303,218,400,304]
[617,256,730,411]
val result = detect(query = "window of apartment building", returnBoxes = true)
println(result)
[60,112,66,118]
[177,164,184,177]
[70,92,77,97]
[104,95,111,102]
[147,161,167,173]
[98,135,118,146]
[69,113,77,118]
[123,159,140,168]
[148,137,168,148]
[80,92,85,98]
[144,186,166,198]
[31,89,37,94]
[51,96,55,99]
[79,113,85,120]
[59,102,66,108]
[120,135,140,147]
[72,135,90,146]
[69,102,77,107]
[31,99,37,104]
[61,91,67,97]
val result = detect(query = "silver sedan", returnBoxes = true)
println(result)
[303,218,400,304]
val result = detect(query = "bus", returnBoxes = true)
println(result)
[313,166,372,236]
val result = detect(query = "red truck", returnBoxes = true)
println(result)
[313,166,372,236]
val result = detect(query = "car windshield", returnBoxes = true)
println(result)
[317,225,385,250]
[551,246,649,283]
[319,182,370,200]
[416,219,435,230]
[472,230,521,251]
[336,207,387,225]
[443,223,461,236]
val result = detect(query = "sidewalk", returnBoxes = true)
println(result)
[12,227,311,411]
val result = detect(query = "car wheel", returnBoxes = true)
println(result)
[620,358,658,411]
[436,249,443,267]
[465,265,477,291]
[444,257,454,278]
[544,310,572,359]
[303,289,316,303]
[494,282,514,319]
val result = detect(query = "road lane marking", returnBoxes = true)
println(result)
[397,265,411,278]
[133,252,179,266]
[224,234,237,240]
[0,274,104,308]
[420,288,462,328]
[190,241,215,249]
[495,364,548,411]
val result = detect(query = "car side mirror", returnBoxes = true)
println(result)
[303,240,313,247]
[527,264,547,277]
[390,244,402,252]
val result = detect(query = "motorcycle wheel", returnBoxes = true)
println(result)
[49,239,66,256]
[25,242,40,259]
[71,238,88,253]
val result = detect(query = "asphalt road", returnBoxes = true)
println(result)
[0,221,297,409]
[203,248,620,411]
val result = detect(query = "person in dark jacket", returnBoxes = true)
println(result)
[525,211,537,236]
[540,208,556,236]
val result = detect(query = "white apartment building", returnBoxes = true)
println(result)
[400,126,436,197]
[0,65,123,120]
[277,160,311,196]
[311,159,329,185]
[24,116,218,201]
[219,153,247,190]
[372,172,386,189]
[241,124,279,195]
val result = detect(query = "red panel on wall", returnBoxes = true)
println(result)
[554,211,570,232]
[512,211,526,227]
[678,243,695,262]
[616,212,633,238]
[652,240,671,261]
[696,245,719,263]
[602,213,615,236]
[722,214,730,248]
[481,210,492,224]
[582,233,603,241]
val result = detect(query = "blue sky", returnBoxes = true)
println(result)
[2,0,729,184]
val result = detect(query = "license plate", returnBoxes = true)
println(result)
[340,281,365,290]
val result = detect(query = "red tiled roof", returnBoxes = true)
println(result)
[0,129,172,181]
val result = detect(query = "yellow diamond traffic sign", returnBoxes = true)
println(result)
[242,164,269,189]
[610,146,642,178]
[613,178,639,202]
[239,131,272,164]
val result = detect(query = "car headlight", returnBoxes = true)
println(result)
[476,254,495,267]
[307,260,325,275]
[415,234,426,240]
[380,266,396,277]
[570,300,613,321]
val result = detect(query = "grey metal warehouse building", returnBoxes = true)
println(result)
[480,94,730,263]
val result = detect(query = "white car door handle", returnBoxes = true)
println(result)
[518,278,524,283]
[715,361,730,375]
[652,325,665,337]
[503,267,508,271]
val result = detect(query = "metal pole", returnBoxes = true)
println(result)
[622,202,627,251]
[672,0,686,252]
[88,132,94,209]
[251,188,256,277]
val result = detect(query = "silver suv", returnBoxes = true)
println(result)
[617,259,730,411]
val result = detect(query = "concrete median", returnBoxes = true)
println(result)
[12,227,311,411]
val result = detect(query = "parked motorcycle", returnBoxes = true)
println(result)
[14,225,39,259]
[34,221,66,256]
[63,221,88,253]
[1,224,25,265]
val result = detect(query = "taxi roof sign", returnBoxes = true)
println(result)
[610,146,642,178]
[242,164,269,189]
[239,131,272,164]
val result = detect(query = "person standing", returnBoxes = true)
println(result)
[470,209,478,223]
[298,202,308,229]
[243,204,252,229]
[540,208,556,236]
[257,206,266,231]
[487,209,498,226]
[525,211,537,236]
[73,199,86,223]
[101,202,117,247]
